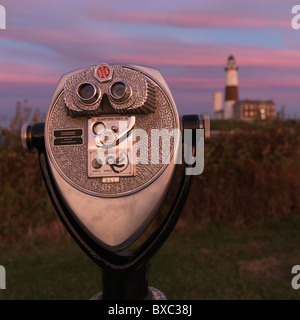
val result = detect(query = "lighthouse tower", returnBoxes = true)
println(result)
[224,55,238,119]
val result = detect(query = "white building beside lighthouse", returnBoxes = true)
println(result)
[213,91,223,119]
[224,55,239,119]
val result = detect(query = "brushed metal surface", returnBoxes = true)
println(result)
[49,157,175,250]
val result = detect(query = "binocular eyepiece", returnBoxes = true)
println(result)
[64,64,157,117]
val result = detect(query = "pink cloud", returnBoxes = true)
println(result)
[101,43,300,70]
[241,76,300,88]
[1,42,299,92]
[1,12,297,71]
[166,76,224,89]
[86,8,289,29]
[0,63,60,85]
[0,74,58,85]
[167,74,300,91]
[2,27,94,46]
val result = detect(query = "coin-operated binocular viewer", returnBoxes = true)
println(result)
[21,63,210,299]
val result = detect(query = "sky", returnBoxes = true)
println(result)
[0,0,300,121]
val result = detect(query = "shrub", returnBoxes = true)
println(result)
[185,121,300,226]
[1,104,300,242]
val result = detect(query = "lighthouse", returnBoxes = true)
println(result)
[224,55,238,119]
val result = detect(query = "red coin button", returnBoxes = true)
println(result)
[95,64,112,82]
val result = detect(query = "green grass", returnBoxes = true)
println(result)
[1,214,300,300]
[151,215,300,299]
[0,242,100,300]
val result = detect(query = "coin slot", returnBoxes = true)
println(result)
[92,122,105,135]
